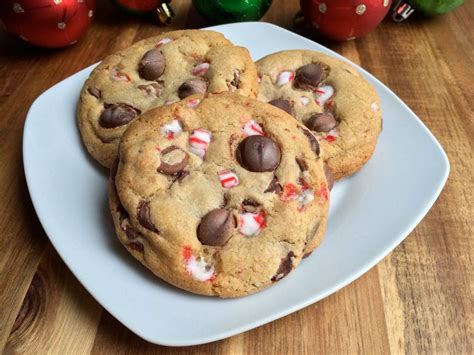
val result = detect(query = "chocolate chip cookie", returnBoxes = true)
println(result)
[257,50,382,180]
[78,30,259,168]
[109,93,329,297]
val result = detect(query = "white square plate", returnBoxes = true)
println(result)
[23,22,449,346]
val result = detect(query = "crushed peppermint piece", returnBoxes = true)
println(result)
[186,98,201,108]
[281,183,299,201]
[218,170,240,188]
[160,119,182,140]
[300,96,311,106]
[189,128,212,158]
[315,85,335,106]
[156,38,173,47]
[193,62,210,76]
[110,67,130,82]
[182,247,215,282]
[276,70,295,86]
[242,119,265,136]
[238,211,266,236]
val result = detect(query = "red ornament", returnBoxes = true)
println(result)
[110,0,174,24]
[300,0,392,40]
[0,0,96,48]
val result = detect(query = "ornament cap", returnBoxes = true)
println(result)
[392,0,414,22]
[156,1,174,25]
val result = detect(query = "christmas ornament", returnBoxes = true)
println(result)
[392,0,463,21]
[0,0,96,48]
[299,0,392,40]
[111,0,174,24]
[192,0,273,25]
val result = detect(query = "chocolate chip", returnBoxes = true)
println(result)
[236,136,281,172]
[264,176,283,194]
[137,82,161,96]
[125,227,140,240]
[138,48,165,80]
[99,104,139,128]
[137,201,159,233]
[294,63,323,90]
[242,199,260,207]
[110,158,119,181]
[87,86,101,98]
[116,199,136,241]
[117,204,129,223]
[302,251,313,259]
[324,163,334,191]
[197,209,235,246]
[295,157,308,172]
[127,241,144,253]
[269,99,293,115]
[300,128,320,156]
[271,251,295,281]
[172,170,189,184]
[158,145,189,175]
[305,112,337,132]
[228,70,240,91]
[178,78,207,99]
[221,193,230,207]
[242,198,260,213]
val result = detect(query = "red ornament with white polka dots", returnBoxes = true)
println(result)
[300,0,392,40]
[0,0,96,48]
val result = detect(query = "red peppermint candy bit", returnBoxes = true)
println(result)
[281,183,299,201]
[300,96,311,106]
[298,177,311,190]
[218,169,240,188]
[160,119,182,140]
[182,245,192,262]
[276,70,295,86]
[156,38,173,47]
[314,85,335,106]
[318,183,329,203]
[110,67,131,82]
[325,100,335,110]
[238,210,266,236]
[254,210,267,229]
[242,119,265,137]
[192,62,210,77]
[323,135,337,143]
[186,98,201,109]
[189,128,212,158]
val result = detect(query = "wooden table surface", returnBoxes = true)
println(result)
[1,0,472,353]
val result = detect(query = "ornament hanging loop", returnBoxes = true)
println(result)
[392,0,414,22]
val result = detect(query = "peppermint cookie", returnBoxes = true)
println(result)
[109,94,329,297]
[78,30,259,168]
[257,50,382,180]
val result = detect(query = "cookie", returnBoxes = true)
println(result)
[109,93,329,297]
[78,30,259,168]
[256,50,382,180]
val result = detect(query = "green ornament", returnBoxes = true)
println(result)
[410,0,464,15]
[192,0,273,24]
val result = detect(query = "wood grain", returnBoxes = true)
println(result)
[0,0,472,353]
